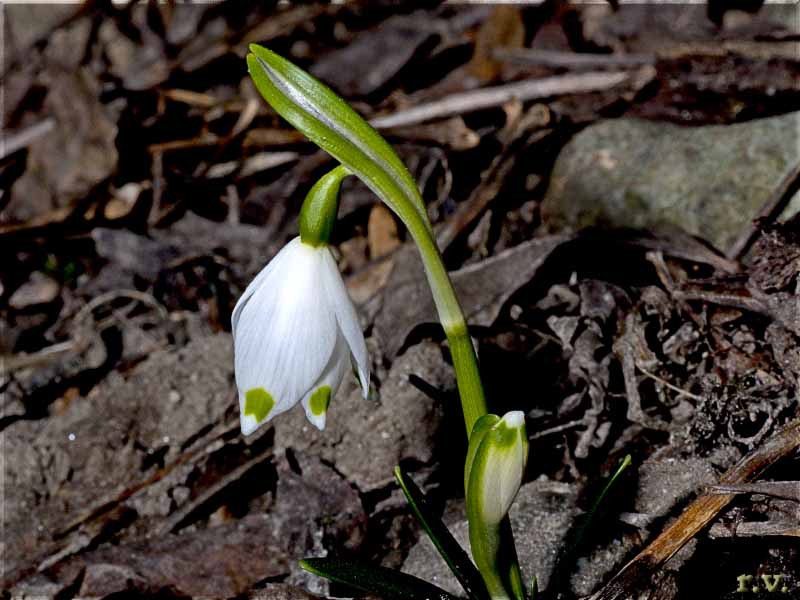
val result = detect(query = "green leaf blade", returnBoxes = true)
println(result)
[395,466,491,600]
[300,557,460,600]
[246,45,430,229]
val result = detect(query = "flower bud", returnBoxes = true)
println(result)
[465,411,528,600]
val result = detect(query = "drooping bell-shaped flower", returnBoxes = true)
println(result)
[232,166,369,435]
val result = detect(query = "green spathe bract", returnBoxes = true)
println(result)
[466,412,529,600]
[464,414,501,493]
[246,45,428,230]
[300,165,350,247]
[246,44,486,434]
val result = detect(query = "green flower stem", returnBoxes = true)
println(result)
[466,517,525,600]
[410,221,487,434]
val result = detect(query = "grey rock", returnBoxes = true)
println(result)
[4,4,74,52]
[9,574,70,600]
[274,341,454,491]
[78,563,148,597]
[541,113,800,252]
[274,454,367,597]
[91,228,182,281]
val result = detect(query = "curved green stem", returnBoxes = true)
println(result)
[407,218,487,434]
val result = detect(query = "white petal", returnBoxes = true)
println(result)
[320,248,370,396]
[231,242,285,341]
[300,334,349,431]
[233,238,338,434]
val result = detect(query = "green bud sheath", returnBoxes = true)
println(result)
[300,165,351,247]
[465,414,501,493]
[466,412,528,600]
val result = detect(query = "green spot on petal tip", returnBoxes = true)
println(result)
[244,388,275,422]
[309,386,331,416]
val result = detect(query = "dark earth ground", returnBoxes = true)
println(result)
[1,2,799,600]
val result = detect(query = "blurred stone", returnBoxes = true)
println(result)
[9,574,69,600]
[4,4,74,52]
[9,272,60,309]
[99,16,170,91]
[78,563,148,597]
[542,112,800,253]
[92,228,181,280]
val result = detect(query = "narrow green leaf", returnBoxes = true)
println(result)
[590,454,632,514]
[300,557,460,600]
[246,45,431,234]
[568,454,633,554]
[394,466,490,600]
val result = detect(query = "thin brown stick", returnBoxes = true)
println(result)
[493,48,655,70]
[369,70,633,129]
[707,481,800,503]
[588,418,800,600]
[636,366,704,402]
[0,119,55,159]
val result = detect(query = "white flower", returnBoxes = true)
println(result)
[232,237,369,434]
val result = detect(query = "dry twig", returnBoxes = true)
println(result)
[588,418,800,600]
[370,70,634,129]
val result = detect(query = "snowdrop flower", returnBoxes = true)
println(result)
[232,167,369,435]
